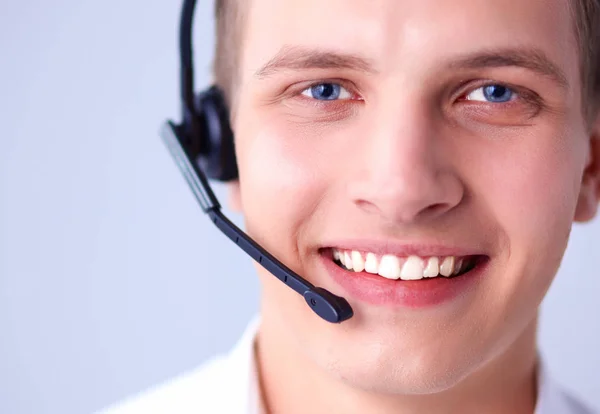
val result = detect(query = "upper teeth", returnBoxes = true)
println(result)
[332,249,469,280]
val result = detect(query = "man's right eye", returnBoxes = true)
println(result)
[301,83,352,101]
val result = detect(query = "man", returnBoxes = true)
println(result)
[102,0,600,412]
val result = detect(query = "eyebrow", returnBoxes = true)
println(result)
[254,45,378,78]
[447,47,569,89]
[254,45,569,89]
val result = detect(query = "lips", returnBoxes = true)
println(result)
[318,243,490,308]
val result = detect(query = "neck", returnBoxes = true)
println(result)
[255,312,539,414]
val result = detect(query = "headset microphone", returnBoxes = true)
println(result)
[160,0,354,323]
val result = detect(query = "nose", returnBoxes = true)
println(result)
[347,103,464,225]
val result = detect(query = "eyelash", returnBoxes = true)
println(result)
[294,79,543,109]
[296,80,360,102]
[455,80,543,109]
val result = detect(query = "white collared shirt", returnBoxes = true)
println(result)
[99,315,597,414]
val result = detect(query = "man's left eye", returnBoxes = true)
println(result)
[301,83,352,101]
[465,84,516,103]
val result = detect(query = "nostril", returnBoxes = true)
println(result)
[354,197,455,224]
[422,203,449,217]
[354,199,379,214]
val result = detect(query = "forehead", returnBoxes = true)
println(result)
[239,0,579,87]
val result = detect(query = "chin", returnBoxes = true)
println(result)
[306,332,484,395]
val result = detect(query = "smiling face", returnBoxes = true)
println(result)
[227,0,599,394]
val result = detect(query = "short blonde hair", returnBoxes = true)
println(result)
[213,0,600,128]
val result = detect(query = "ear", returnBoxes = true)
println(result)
[227,180,243,213]
[574,116,600,223]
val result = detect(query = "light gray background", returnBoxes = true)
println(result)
[0,1,598,413]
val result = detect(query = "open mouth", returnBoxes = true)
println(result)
[327,248,487,281]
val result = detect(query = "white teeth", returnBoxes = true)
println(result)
[453,258,464,275]
[351,250,365,272]
[344,251,353,270]
[378,255,401,279]
[364,252,379,274]
[423,257,439,278]
[332,249,472,280]
[401,256,425,280]
[439,256,455,277]
[333,249,341,261]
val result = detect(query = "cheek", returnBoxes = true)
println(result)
[237,118,329,257]
[491,133,579,246]
[475,124,585,299]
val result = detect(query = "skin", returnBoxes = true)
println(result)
[225,0,600,412]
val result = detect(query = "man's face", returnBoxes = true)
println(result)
[230,0,596,393]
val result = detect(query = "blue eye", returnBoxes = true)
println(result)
[301,83,352,101]
[466,84,515,103]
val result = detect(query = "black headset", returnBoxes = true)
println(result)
[160,0,354,323]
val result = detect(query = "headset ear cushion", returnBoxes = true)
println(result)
[195,86,239,181]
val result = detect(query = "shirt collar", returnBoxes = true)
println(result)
[534,357,579,414]
[232,315,573,414]
[227,315,263,414]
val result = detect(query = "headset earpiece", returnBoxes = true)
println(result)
[193,85,238,181]
[164,0,353,324]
